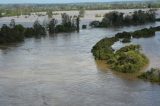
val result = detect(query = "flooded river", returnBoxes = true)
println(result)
[0,10,160,106]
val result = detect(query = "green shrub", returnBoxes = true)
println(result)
[91,27,160,73]
[138,68,160,82]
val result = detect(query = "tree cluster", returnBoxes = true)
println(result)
[90,10,156,27]
[91,26,160,73]
[48,13,80,33]
[0,19,46,44]
[138,68,160,82]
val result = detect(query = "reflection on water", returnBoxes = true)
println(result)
[0,21,160,106]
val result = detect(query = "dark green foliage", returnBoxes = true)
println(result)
[90,21,101,27]
[76,16,80,32]
[24,28,35,37]
[0,20,46,44]
[115,32,131,39]
[55,23,75,33]
[91,37,118,60]
[132,10,155,24]
[48,18,58,33]
[60,13,78,32]
[0,24,24,43]
[9,19,15,28]
[55,25,67,32]
[91,37,148,73]
[48,14,80,33]
[90,10,156,28]
[91,26,160,73]
[115,28,156,39]
[24,20,46,37]
[109,45,148,73]
[101,11,124,27]
[138,68,160,82]
[150,26,160,31]
[122,38,131,43]
[82,25,87,29]
[132,28,155,38]
[14,24,25,32]
[116,45,140,53]
[33,20,46,36]
[111,49,148,73]
[156,18,160,21]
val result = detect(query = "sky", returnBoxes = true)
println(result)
[0,0,151,4]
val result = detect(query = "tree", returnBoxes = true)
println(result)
[33,20,46,36]
[91,10,156,28]
[14,24,25,33]
[61,13,71,25]
[76,16,80,32]
[10,19,15,28]
[49,18,58,33]
[0,24,24,43]
[43,18,49,30]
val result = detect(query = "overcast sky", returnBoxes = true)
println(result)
[0,0,151,4]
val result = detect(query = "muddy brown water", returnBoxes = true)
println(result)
[0,10,160,106]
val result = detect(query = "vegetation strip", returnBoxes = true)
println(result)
[91,26,160,74]
[90,10,157,28]
[138,68,160,82]
[0,13,80,44]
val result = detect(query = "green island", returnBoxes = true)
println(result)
[91,26,160,73]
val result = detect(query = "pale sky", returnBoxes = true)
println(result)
[0,0,151,4]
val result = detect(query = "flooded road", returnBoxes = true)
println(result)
[0,10,160,106]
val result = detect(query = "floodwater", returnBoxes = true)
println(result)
[0,10,160,106]
[0,9,157,27]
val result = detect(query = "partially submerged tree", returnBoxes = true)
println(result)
[48,18,58,33]
[0,24,24,43]
[10,19,16,28]
[90,10,156,27]
[33,19,46,36]
[54,13,80,33]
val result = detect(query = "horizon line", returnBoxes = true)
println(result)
[0,1,154,5]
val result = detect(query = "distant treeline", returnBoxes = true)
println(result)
[0,1,160,17]
[90,10,156,27]
[0,13,80,44]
